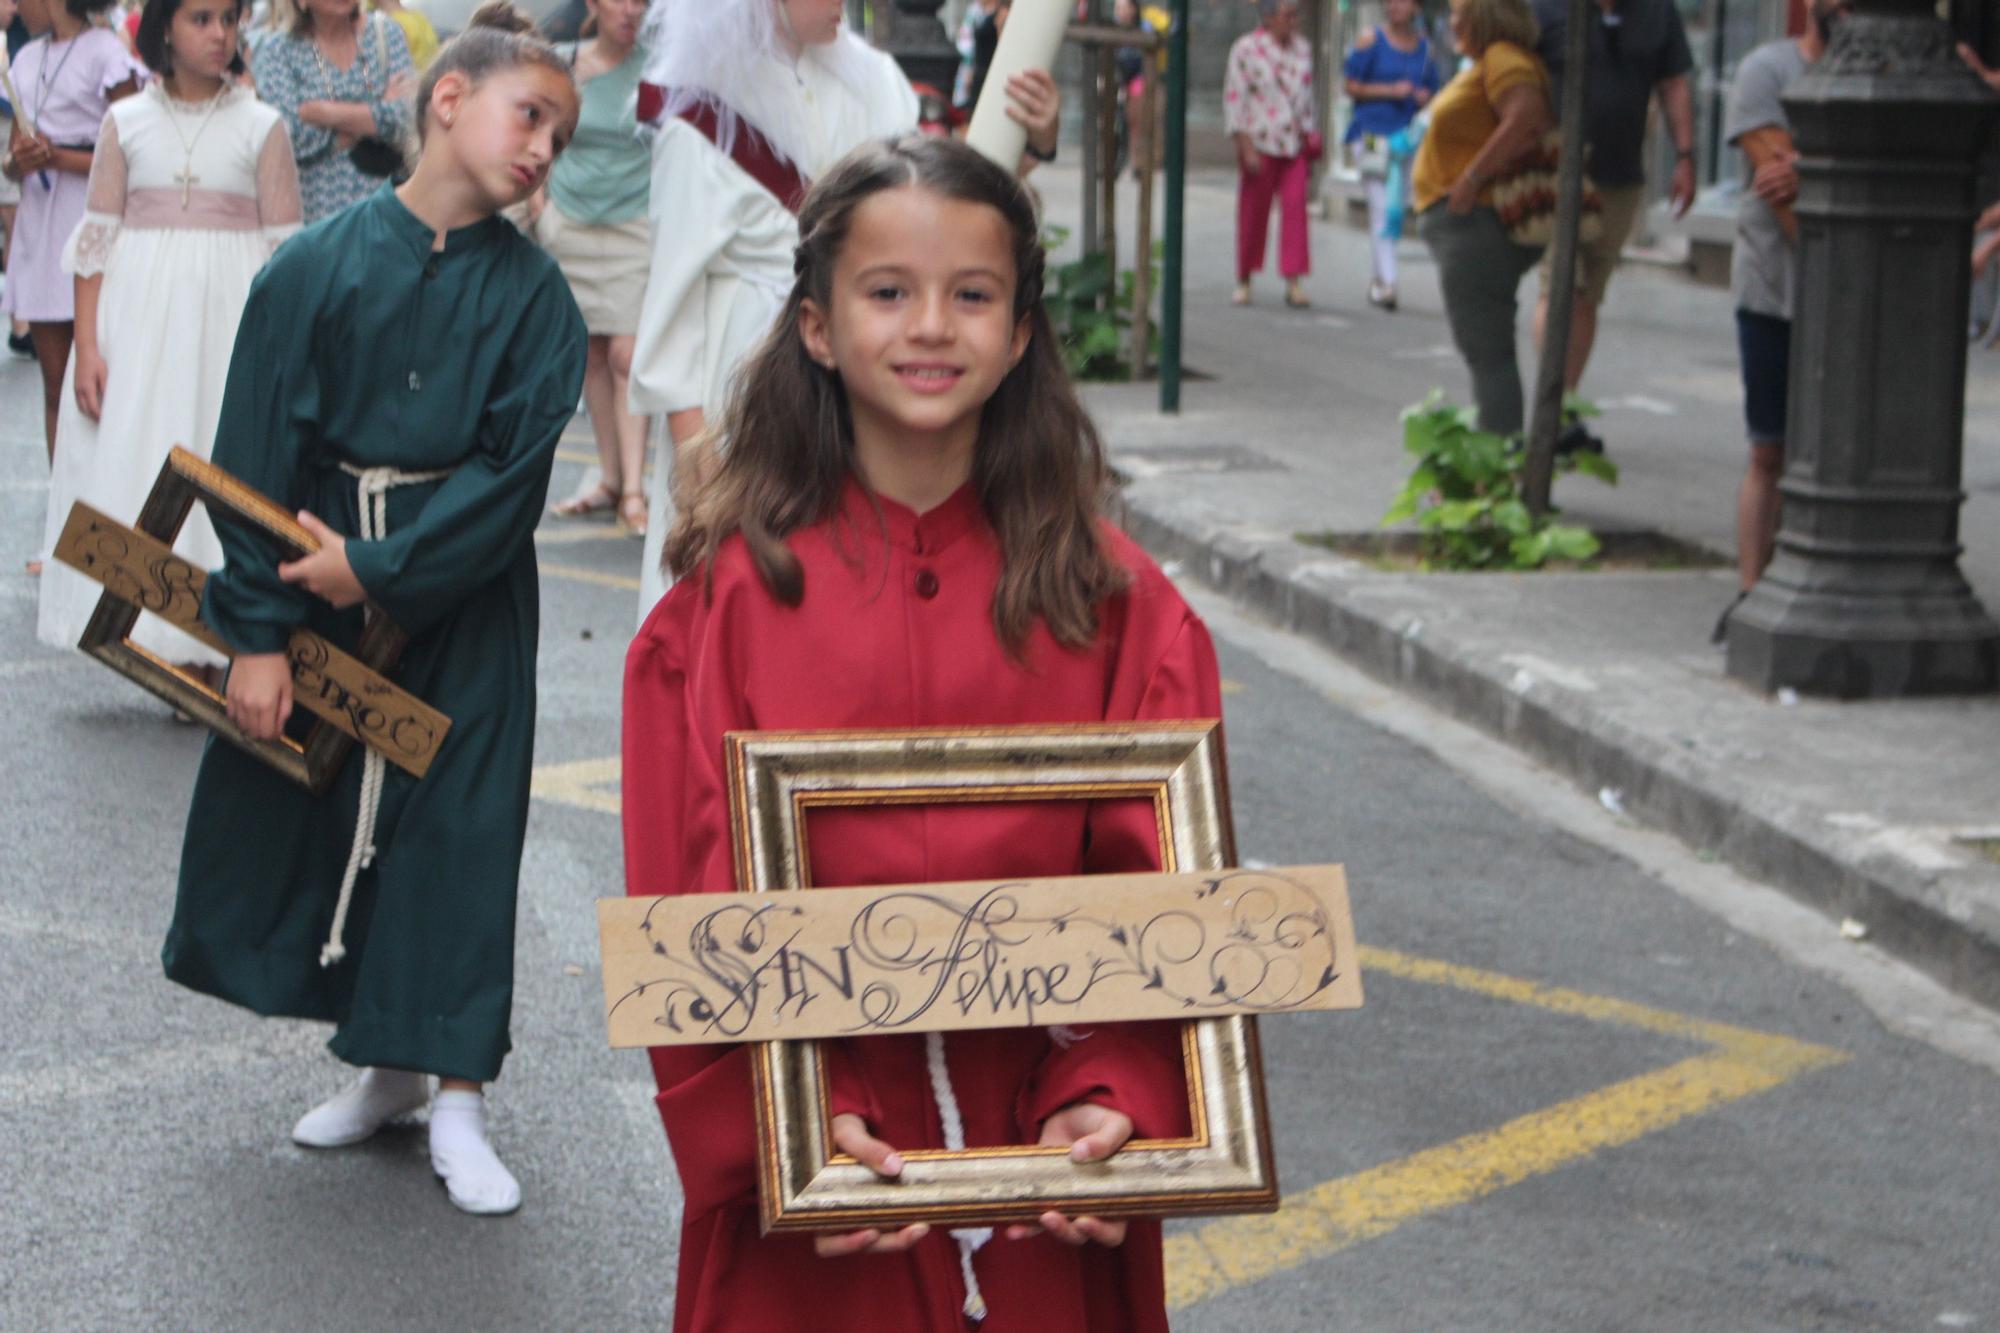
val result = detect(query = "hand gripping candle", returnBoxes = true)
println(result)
[963,0,1071,169]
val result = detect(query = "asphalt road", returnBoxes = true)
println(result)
[5,370,1999,1330]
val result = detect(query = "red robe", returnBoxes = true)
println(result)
[623,477,1224,1333]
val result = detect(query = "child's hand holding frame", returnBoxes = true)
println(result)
[278,511,368,609]
[814,1102,1138,1256]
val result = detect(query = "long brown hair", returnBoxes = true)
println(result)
[666,133,1128,655]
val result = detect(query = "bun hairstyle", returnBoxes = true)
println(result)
[136,0,250,77]
[667,134,1129,657]
[413,0,575,145]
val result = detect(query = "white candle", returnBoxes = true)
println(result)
[963,0,1070,170]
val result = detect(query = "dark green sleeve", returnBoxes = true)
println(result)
[200,254,322,655]
[344,266,587,636]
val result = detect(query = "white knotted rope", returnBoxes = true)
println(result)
[925,1030,992,1322]
[319,463,450,969]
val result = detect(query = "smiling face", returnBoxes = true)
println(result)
[799,185,1031,457]
[430,63,579,209]
[780,0,843,47]
[168,0,242,82]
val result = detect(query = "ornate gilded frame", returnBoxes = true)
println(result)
[57,447,435,795]
[729,721,1280,1234]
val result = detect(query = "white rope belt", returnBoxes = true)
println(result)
[925,1031,992,1323]
[318,462,452,969]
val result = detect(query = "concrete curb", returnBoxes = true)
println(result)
[1122,495,2000,1013]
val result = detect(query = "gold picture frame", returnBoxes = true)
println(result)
[54,447,448,795]
[728,721,1281,1234]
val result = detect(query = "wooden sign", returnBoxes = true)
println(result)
[52,448,449,793]
[599,864,1361,1048]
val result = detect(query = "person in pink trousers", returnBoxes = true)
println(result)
[1224,0,1315,309]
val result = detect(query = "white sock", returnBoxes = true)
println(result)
[291,1067,430,1149]
[429,1089,521,1217]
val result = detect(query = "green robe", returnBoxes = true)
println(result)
[164,187,587,1083]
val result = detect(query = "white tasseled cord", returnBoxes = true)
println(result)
[925,1030,993,1323]
[318,463,449,969]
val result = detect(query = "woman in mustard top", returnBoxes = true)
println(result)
[1411,0,1550,435]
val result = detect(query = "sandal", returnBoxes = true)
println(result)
[552,482,618,518]
[1284,281,1311,309]
[618,490,649,538]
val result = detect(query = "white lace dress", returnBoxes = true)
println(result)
[37,84,302,664]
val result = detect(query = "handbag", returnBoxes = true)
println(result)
[1488,129,1604,249]
[341,16,410,179]
[1350,131,1391,177]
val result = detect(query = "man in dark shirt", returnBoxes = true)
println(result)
[1532,0,1697,446]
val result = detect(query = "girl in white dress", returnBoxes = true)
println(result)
[627,0,1060,624]
[36,0,301,666]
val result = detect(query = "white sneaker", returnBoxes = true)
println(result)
[291,1068,430,1149]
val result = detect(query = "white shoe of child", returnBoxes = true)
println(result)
[291,1068,430,1148]
[429,1089,521,1217]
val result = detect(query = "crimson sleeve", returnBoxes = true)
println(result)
[622,582,765,1219]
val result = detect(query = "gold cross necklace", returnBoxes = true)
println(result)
[162,82,229,208]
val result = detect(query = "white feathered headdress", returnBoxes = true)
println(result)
[640,0,893,172]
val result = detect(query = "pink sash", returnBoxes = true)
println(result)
[123,187,261,231]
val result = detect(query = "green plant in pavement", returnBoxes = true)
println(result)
[1040,225,1161,381]
[1383,392,1619,570]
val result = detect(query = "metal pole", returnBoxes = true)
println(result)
[1159,0,1189,414]
[1132,44,1157,380]
[1080,0,1102,258]
[1523,0,1591,515]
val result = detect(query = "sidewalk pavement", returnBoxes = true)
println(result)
[1043,165,2000,1010]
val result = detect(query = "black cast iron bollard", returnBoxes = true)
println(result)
[1726,0,2000,697]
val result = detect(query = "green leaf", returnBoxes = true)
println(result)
[1568,450,1620,485]
[1561,391,1601,420]
[1433,498,1489,529]
[1509,530,1554,567]
[1492,499,1532,536]
[1545,525,1602,561]
[1079,322,1123,358]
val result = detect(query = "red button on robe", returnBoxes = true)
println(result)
[623,478,1225,1333]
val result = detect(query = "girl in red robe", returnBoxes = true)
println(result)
[622,133,1222,1332]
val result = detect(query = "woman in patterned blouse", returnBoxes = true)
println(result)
[1223,0,1316,309]
[251,0,413,222]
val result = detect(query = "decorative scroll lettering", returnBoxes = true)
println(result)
[598,865,1362,1048]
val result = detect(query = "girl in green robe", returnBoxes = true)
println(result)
[162,1,586,1217]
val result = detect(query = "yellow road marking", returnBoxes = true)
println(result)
[530,756,622,815]
[555,446,599,465]
[527,760,1851,1313]
[540,561,642,592]
[1162,947,1849,1310]
[1220,678,1246,696]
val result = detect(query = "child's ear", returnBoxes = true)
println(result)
[1008,313,1032,372]
[798,297,837,371]
[428,72,469,134]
